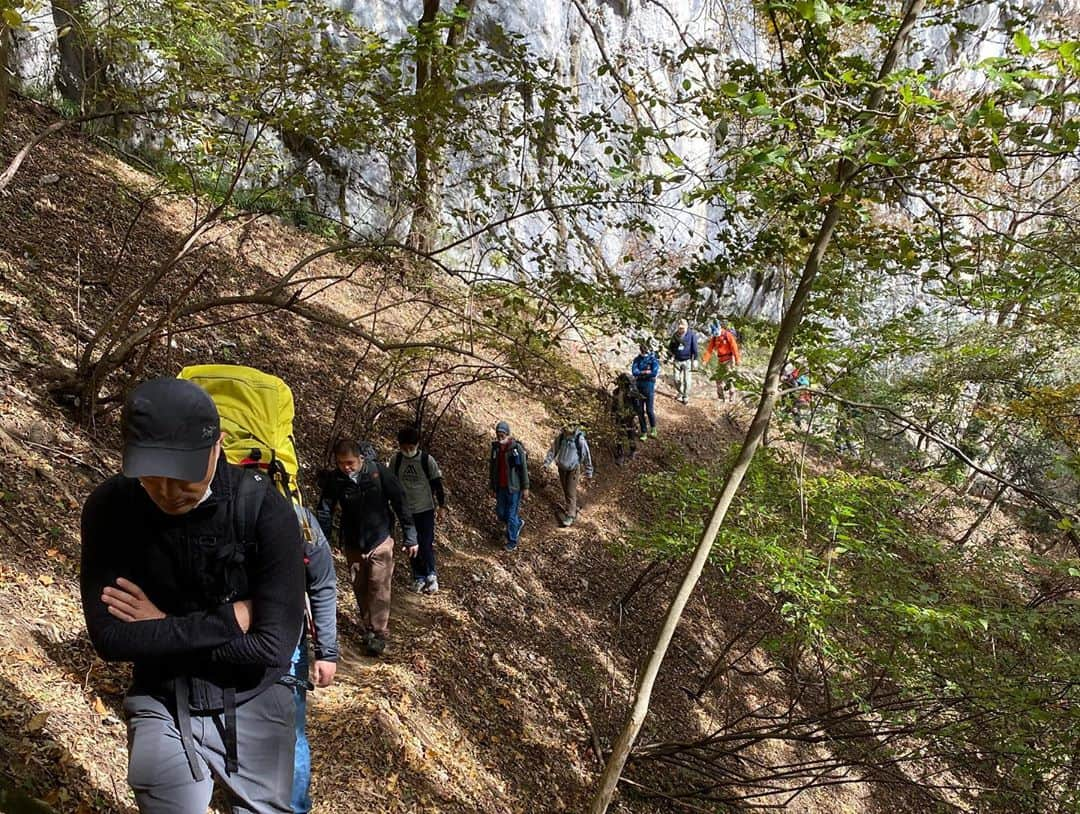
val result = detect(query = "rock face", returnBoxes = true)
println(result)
[6,0,1065,321]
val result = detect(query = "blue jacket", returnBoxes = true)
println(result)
[669,330,699,362]
[632,353,660,389]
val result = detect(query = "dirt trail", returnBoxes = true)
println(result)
[0,97,888,813]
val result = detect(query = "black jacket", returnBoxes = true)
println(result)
[80,457,305,710]
[316,462,417,553]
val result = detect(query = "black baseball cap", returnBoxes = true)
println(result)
[122,378,221,481]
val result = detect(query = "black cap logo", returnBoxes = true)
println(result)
[121,378,221,482]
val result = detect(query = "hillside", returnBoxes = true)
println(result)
[0,96,1057,814]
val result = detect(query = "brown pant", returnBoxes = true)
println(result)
[345,537,394,638]
[559,465,581,518]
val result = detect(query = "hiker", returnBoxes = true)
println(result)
[781,362,812,428]
[702,321,741,402]
[289,505,337,814]
[610,373,643,464]
[316,439,417,656]
[489,421,530,551]
[542,423,594,527]
[389,425,447,595]
[631,340,660,440]
[668,318,699,404]
[175,363,335,814]
[81,377,305,814]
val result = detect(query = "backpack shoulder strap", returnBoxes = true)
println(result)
[233,468,269,548]
[420,450,432,481]
[391,451,403,478]
[574,431,584,457]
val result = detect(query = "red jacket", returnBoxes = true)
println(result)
[703,331,741,365]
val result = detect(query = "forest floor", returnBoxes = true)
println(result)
[0,97,969,813]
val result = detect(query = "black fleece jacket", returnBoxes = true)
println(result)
[80,457,305,709]
[316,463,417,553]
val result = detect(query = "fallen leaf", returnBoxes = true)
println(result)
[38,574,54,586]
[93,696,108,715]
[26,711,49,732]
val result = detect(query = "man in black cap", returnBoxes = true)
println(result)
[80,377,305,814]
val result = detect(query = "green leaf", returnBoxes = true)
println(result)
[662,149,683,167]
[2,8,22,27]
[1012,31,1034,56]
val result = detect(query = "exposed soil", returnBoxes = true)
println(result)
[0,97,988,814]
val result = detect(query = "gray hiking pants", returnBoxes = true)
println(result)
[124,684,295,814]
[674,359,693,401]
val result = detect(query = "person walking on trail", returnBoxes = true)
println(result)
[781,362,812,429]
[702,321,742,403]
[668,319,699,404]
[81,377,305,814]
[611,373,644,464]
[316,439,417,657]
[389,425,446,595]
[631,340,660,440]
[489,420,530,551]
[543,423,594,527]
[289,505,337,814]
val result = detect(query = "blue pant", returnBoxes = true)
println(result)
[410,509,437,580]
[290,642,311,814]
[495,488,523,543]
[636,383,656,432]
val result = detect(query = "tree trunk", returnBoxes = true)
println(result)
[407,0,475,253]
[51,0,107,114]
[588,197,843,814]
[407,0,444,253]
[0,22,10,130]
[587,1,926,809]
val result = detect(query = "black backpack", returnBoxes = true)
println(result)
[390,450,433,481]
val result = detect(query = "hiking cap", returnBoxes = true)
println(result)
[122,378,220,481]
[495,421,511,435]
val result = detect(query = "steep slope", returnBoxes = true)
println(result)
[0,97,944,814]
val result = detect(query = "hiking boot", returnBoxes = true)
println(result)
[639,433,648,441]
[366,635,386,657]
[424,575,440,594]
[561,514,575,527]
[648,427,658,438]
[410,577,427,593]
[504,539,519,552]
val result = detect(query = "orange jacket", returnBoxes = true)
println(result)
[703,331,741,365]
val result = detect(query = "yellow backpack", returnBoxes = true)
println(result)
[177,364,302,505]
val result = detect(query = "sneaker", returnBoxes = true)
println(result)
[649,427,659,438]
[410,577,427,594]
[561,514,575,527]
[424,575,439,594]
[639,433,648,441]
[504,539,519,552]
[366,635,386,657]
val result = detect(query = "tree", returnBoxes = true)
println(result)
[589,0,1079,808]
